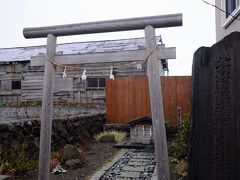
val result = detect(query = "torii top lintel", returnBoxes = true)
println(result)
[23,13,182,39]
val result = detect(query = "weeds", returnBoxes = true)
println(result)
[144,145,153,154]
[0,130,39,175]
[168,114,190,159]
[168,114,191,178]
[50,150,62,171]
[67,94,73,113]
[22,100,30,118]
[11,101,21,119]
[56,98,62,116]
[10,99,40,119]
[0,142,38,175]
[0,103,7,107]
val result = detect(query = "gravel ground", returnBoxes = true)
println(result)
[7,142,181,180]
[14,142,120,180]
[0,107,105,122]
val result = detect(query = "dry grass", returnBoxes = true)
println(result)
[94,131,126,142]
[175,158,188,177]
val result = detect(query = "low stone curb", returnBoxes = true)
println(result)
[88,149,128,180]
[0,175,10,180]
[151,166,158,180]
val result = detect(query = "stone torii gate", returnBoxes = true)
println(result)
[23,14,182,180]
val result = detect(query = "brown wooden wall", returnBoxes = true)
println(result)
[106,76,191,125]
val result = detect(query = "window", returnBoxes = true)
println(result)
[12,81,21,90]
[87,78,98,87]
[222,0,240,27]
[99,78,106,87]
[226,0,237,18]
[87,78,105,88]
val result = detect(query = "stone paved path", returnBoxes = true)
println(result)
[90,149,157,180]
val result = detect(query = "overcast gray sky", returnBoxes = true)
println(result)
[0,0,216,75]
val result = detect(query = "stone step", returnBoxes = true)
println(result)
[122,165,145,172]
[131,155,155,159]
[129,158,150,162]
[90,148,156,179]
[116,171,141,179]
[127,161,148,166]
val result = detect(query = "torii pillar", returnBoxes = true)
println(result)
[23,13,182,180]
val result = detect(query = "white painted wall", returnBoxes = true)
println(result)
[215,0,240,42]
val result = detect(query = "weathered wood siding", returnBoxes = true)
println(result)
[0,62,105,104]
[0,62,26,102]
[106,76,191,125]
[0,37,166,104]
[0,38,145,104]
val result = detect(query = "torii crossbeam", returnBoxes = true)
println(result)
[23,14,182,180]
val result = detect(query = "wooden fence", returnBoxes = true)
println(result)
[106,76,191,125]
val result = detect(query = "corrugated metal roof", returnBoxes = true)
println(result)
[0,37,160,63]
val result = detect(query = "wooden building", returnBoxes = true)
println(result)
[128,115,154,144]
[0,36,167,104]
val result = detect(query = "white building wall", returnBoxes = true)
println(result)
[215,0,240,42]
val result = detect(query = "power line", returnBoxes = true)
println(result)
[201,0,240,21]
